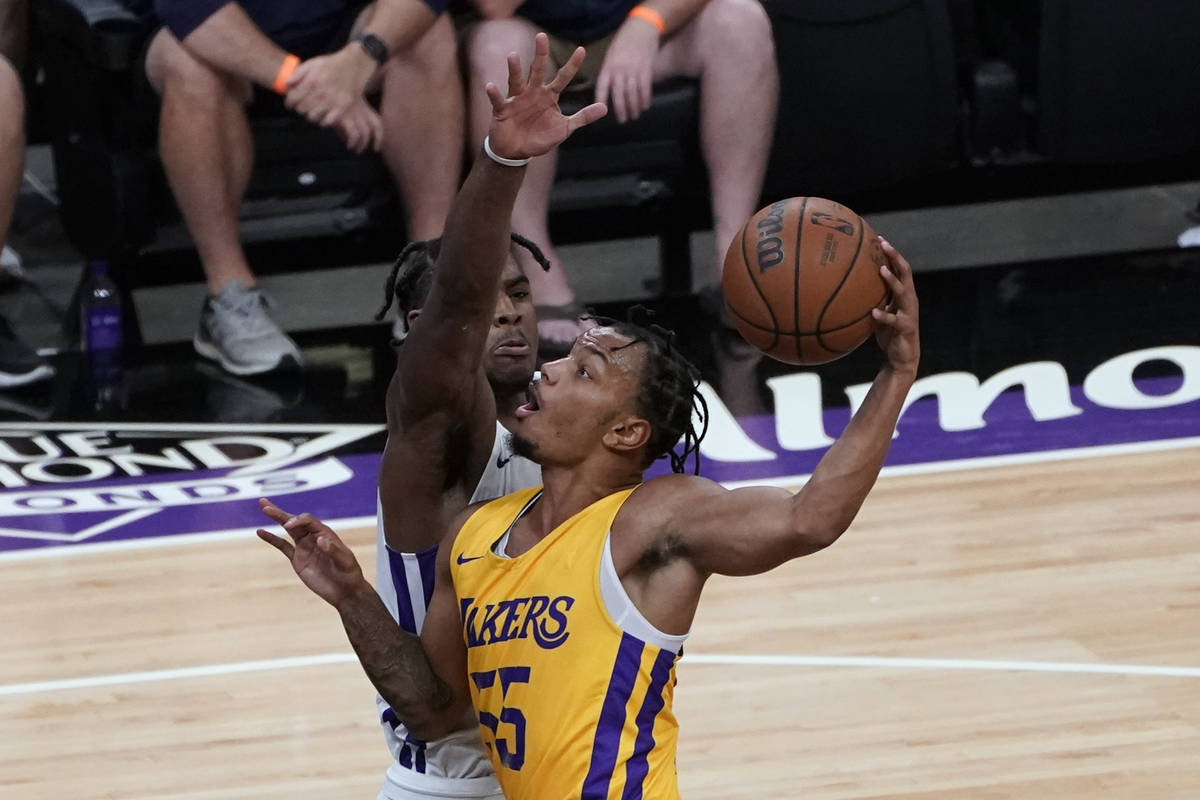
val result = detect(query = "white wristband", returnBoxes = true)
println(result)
[483,135,530,167]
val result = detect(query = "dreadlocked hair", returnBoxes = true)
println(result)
[595,307,709,475]
[375,234,552,326]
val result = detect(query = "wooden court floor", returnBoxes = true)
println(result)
[2,444,1198,799]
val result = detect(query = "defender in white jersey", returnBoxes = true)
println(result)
[352,39,601,800]
[373,422,539,798]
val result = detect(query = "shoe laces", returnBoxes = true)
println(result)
[211,286,278,339]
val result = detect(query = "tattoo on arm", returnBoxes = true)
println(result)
[337,588,457,730]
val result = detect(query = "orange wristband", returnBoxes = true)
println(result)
[272,54,300,94]
[628,5,666,34]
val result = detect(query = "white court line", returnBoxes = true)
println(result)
[0,654,357,696]
[3,651,1199,698]
[680,653,1200,678]
[3,435,1198,563]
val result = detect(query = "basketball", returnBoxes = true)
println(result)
[721,197,890,365]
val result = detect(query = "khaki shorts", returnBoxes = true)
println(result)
[544,28,617,91]
[457,13,617,91]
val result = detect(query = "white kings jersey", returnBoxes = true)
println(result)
[373,422,541,799]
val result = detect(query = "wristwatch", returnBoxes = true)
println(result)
[355,32,389,64]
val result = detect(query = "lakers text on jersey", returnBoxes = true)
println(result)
[450,486,683,800]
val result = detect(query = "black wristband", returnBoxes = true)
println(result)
[355,32,389,64]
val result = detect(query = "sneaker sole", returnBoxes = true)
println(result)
[193,336,301,376]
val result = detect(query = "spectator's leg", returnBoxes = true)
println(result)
[0,56,20,247]
[145,29,256,295]
[377,14,463,240]
[465,19,584,351]
[0,54,54,388]
[0,0,28,69]
[656,0,778,287]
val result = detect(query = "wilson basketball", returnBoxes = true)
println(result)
[721,197,890,365]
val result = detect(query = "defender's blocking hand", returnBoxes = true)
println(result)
[484,32,607,161]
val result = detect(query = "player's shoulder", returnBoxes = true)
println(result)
[625,473,725,518]
[639,472,724,496]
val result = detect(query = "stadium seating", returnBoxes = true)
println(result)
[33,0,703,298]
[1035,0,1200,164]
[30,0,1200,338]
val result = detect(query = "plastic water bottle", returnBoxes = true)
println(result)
[80,260,123,411]
[81,260,122,351]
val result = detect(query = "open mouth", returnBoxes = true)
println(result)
[515,378,541,419]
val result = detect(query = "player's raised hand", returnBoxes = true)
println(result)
[485,32,607,161]
[257,497,367,607]
[871,237,920,375]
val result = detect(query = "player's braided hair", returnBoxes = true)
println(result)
[375,233,551,325]
[592,307,709,475]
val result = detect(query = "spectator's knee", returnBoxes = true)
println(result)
[465,18,538,80]
[698,0,775,64]
[0,57,22,143]
[145,29,228,99]
[387,14,458,78]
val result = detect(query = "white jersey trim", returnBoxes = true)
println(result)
[380,762,504,799]
[600,533,690,653]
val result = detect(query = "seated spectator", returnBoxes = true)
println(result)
[463,0,778,355]
[135,0,464,375]
[0,24,54,388]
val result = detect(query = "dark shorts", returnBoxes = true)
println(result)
[262,2,368,60]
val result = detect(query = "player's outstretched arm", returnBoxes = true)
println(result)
[649,237,919,576]
[390,32,607,426]
[256,499,471,738]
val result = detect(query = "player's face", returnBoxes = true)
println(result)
[482,258,538,390]
[511,327,645,465]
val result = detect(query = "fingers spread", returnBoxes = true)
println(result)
[258,498,291,524]
[257,529,295,559]
[485,81,505,112]
[288,512,316,530]
[505,52,523,98]
[551,45,587,93]
[567,102,608,132]
[528,31,550,86]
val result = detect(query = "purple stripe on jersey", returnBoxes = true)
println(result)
[416,544,437,608]
[621,647,678,800]
[582,633,645,800]
[386,548,418,634]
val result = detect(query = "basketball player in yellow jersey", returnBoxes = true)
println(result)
[260,32,921,800]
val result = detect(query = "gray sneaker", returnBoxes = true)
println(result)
[193,281,302,375]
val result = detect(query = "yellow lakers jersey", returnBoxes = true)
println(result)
[450,486,683,800]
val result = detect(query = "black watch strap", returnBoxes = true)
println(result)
[355,32,389,64]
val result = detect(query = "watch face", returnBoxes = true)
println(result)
[358,33,388,64]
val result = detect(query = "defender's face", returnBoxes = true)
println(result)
[482,258,538,389]
[511,327,645,464]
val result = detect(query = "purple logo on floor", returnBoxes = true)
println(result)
[0,424,384,554]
